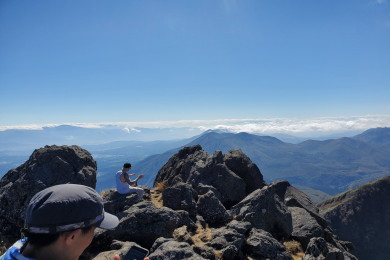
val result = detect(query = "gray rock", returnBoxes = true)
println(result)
[271,180,328,228]
[225,220,252,235]
[148,238,206,260]
[175,210,197,232]
[110,201,185,248]
[229,185,293,240]
[195,183,222,200]
[172,226,194,244]
[303,237,357,260]
[0,145,96,242]
[223,149,266,194]
[193,245,216,260]
[289,206,324,249]
[196,190,232,226]
[90,201,193,251]
[162,182,197,216]
[101,189,143,216]
[92,241,147,260]
[206,225,246,260]
[244,228,293,260]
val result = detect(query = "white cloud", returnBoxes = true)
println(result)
[122,127,141,134]
[1,115,389,137]
[197,116,390,136]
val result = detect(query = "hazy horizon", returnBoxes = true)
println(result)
[1,115,389,140]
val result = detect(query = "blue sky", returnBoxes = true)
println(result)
[1,0,390,130]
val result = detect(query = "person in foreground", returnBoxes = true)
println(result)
[0,184,122,260]
[116,163,145,197]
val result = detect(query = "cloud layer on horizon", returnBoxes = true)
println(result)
[1,115,389,137]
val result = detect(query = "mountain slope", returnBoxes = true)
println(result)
[317,175,390,260]
[352,127,390,149]
[132,129,390,196]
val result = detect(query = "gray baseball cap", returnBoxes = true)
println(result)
[24,184,119,234]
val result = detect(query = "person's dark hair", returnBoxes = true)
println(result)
[24,226,94,249]
[123,163,131,169]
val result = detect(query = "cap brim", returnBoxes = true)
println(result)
[97,212,119,230]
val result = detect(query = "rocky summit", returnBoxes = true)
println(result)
[318,175,390,260]
[0,145,97,243]
[0,145,358,260]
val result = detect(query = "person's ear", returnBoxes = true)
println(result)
[62,229,81,246]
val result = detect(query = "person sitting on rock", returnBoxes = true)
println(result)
[115,162,145,197]
[0,184,120,260]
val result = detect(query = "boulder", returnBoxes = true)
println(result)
[206,226,246,260]
[172,226,194,245]
[303,237,358,260]
[162,182,197,216]
[101,189,143,215]
[223,149,265,194]
[0,145,96,242]
[92,240,147,260]
[224,220,252,235]
[148,238,206,260]
[244,228,293,260]
[271,180,328,227]
[106,201,195,248]
[229,185,293,240]
[289,206,324,248]
[196,190,232,226]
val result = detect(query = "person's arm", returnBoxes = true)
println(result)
[122,173,144,186]
[122,173,133,185]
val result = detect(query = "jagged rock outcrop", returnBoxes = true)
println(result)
[0,144,358,260]
[140,145,356,260]
[318,175,390,260]
[154,145,266,207]
[229,184,293,240]
[0,145,96,242]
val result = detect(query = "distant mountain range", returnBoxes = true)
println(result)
[0,125,203,151]
[1,127,389,202]
[129,127,390,198]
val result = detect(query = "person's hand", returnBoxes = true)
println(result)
[129,173,136,176]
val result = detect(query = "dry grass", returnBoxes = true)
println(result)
[150,182,167,208]
[191,224,213,247]
[99,188,115,197]
[154,182,167,192]
[284,241,305,260]
[150,189,164,208]
[214,250,223,259]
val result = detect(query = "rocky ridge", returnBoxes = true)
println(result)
[0,145,357,260]
[318,175,390,260]
[91,145,357,259]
